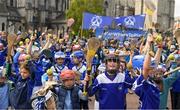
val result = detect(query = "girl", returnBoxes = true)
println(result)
[8,61,35,109]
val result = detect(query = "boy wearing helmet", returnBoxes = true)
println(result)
[51,51,68,75]
[71,50,88,109]
[72,50,86,80]
[41,51,68,85]
[52,69,87,109]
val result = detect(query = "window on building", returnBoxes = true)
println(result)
[119,6,124,16]
[63,0,67,11]
[128,8,135,15]
[104,1,108,8]
[2,23,5,31]
[61,0,64,11]
[44,0,47,9]
[19,26,22,31]
[56,0,59,11]
[67,0,69,9]
[10,0,13,6]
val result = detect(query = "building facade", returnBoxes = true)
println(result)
[104,0,175,30]
[104,0,135,17]
[174,16,180,29]
[0,0,70,33]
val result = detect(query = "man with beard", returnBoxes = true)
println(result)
[86,52,135,109]
[170,54,180,109]
[132,49,161,109]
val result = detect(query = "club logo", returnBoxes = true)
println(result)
[90,15,102,29]
[124,16,136,27]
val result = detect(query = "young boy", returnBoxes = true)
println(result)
[53,69,87,109]
[71,50,88,109]
[0,66,9,109]
[51,51,68,75]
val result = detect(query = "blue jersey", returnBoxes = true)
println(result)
[172,76,180,92]
[171,64,180,92]
[0,84,9,109]
[0,48,7,66]
[13,52,21,74]
[88,72,133,109]
[33,61,44,86]
[9,75,34,109]
[72,64,86,80]
[132,75,160,109]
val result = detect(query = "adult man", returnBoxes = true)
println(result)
[86,52,134,109]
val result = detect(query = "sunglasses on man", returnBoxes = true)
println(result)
[106,58,120,63]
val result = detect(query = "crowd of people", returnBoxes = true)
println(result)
[0,25,179,110]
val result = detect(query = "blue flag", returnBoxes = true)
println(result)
[115,14,146,30]
[95,28,145,41]
[83,12,113,29]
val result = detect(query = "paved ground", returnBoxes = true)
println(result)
[88,92,172,109]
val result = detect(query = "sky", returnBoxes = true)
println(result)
[175,0,180,17]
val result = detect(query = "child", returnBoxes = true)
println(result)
[53,69,87,109]
[72,50,86,80]
[51,51,68,75]
[71,50,88,109]
[8,61,35,109]
[0,66,10,109]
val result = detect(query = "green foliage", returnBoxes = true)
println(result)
[66,0,104,37]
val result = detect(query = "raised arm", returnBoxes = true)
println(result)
[154,34,163,64]
[143,35,154,79]
[27,35,36,55]
[39,34,51,54]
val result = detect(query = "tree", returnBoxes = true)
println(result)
[66,0,104,37]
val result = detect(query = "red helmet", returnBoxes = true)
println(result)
[60,70,75,80]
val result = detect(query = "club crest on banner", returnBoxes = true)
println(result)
[124,16,136,27]
[90,15,102,29]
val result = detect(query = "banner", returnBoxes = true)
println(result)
[95,28,146,41]
[114,14,146,30]
[83,12,113,29]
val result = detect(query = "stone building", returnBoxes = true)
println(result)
[0,0,70,33]
[104,0,135,17]
[104,0,175,30]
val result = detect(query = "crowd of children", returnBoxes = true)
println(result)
[0,25,180,110]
